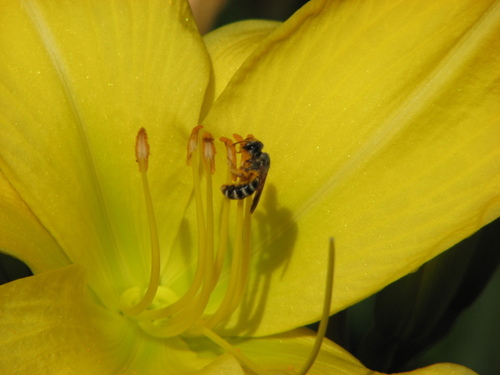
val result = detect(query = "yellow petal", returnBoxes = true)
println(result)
[0,266,476,374]
[0,265,248,375]
[233,328,478,375]
[204,20,281,101]
[0,0,210,305]
[0,169,70,273]
[0,265,124,374]
[205,0,500,335]
[192,354,245,375]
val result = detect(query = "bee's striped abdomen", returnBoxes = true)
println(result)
[222,178,259,200]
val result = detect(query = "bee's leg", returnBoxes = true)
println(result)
[229,166,245,178]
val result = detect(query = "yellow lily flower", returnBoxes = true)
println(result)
[0,0,498,374]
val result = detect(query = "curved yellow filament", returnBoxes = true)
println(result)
[297,238,335,374]
[123,128,161,316]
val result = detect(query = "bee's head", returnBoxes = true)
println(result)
[242,140,263,155]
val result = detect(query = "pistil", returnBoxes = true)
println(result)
[297,238,335,375]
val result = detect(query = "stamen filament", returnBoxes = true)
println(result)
[139,274,215,337]
[203,133,216,290]
[198,324,266,375]
[135,127,208,321]
[213,197,230,283]
[124,128,161,316]
[229,196,252,313]
[212,137,237,283]
[205,198,245,329]
[297,238,335,375]
[192,130,207,280]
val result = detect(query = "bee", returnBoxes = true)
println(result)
[221,137,270,213]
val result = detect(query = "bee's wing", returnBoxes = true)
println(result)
[250,153,270,213]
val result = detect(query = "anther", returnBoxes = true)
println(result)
[232,133,244,144]
[239,134,254,164]
[187,125,203,165]
[220,137,237,181]
[136,127,150,172]
[202,132,216,174]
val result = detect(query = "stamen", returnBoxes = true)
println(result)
[220,136,238,181]
[212,196,230,284]
[205,134,254,329]
[202,132,216,174]
[297,238,335,375]
[212,138,235,283]
[205,198,245,329]
[187,125,203,165]
[233,133,244,144]
[134,126,208,321]
[136,127,150,172]
[230,195,253,313]
[123,128,161,316]
[236,133,253,165]
[202,133,216,290]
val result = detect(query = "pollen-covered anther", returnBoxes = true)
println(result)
[187,125,203,165]
[232,133,244,144]
[136,127,150,172]
[220,137,237,181]
[202,132,216,174]
[238,134,255,164]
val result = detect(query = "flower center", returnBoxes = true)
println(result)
[119,126,255,339]
[118,126,334,374]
